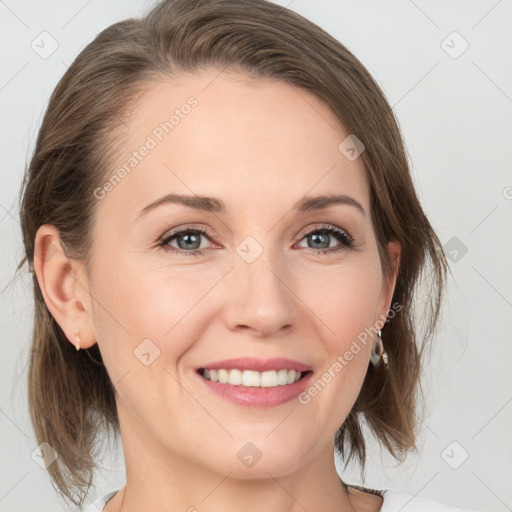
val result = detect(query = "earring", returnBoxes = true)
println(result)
[75,331,81,351]
[370,329,388,368]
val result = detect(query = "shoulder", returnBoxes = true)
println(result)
[380,489,480,512]
[82,489,119,512]
[83,487,480,512]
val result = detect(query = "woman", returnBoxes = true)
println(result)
[18,0,473,510]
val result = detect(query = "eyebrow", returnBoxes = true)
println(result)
[138,193,366,217]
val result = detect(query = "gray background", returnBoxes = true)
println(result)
[1,0,511,510]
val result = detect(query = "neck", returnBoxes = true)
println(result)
[105,404,358,512]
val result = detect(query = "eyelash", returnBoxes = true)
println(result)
[158,224,354,257]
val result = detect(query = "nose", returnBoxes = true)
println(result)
[222,244,298,338]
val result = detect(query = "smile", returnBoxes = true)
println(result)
[196,367,313,407]
[199,368,307,387]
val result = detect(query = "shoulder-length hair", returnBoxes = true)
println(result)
[18,0,448,505]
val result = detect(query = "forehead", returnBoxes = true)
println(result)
[99,69,370,219]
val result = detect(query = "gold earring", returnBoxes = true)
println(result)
[75,331,81,351]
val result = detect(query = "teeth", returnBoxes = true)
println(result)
[277,369,288,385]
[202,369,304,387]
[242,370,260,387]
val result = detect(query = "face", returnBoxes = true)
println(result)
[74,70,400,478]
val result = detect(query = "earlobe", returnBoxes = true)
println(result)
[33,224,96,349]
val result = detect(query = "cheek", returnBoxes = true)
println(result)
[297,257,383,346]
[294,259,382,410]
[90,244,383,367]
[88,255,223,373]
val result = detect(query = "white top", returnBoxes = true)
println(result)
[83,488,479,511]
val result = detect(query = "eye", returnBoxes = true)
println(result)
[158,223,355,257]
[159,226,214,256]
[296,224,353,255]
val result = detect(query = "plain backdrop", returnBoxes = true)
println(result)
[1,0,511,511]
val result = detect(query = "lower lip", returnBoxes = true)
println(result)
[197,371,314,407]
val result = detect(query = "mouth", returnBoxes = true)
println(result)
[197,367,312,388]
[195,368,313,409]
[195,358,314,407]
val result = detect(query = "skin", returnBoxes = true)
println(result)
[34,69,400,512]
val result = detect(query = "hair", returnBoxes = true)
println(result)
[18,0,448,506]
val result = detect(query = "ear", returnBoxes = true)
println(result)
[378,239,401,322]
[33,224,96,350]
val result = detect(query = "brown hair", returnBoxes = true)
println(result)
[18,0,448,506]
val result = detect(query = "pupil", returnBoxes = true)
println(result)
[310,233,328,249]
[176,231,332,251]
[179,233,200,250]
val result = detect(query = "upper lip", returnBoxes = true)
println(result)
[197,357,312,373]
